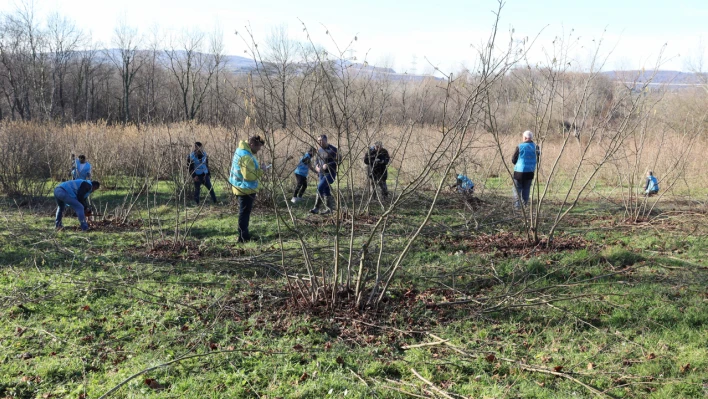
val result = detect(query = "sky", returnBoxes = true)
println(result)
[1,0,707,74]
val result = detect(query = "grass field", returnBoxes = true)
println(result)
[1,182,707,398]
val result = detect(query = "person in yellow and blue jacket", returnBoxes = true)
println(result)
[229,136,270,243]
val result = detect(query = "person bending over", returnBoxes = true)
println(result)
[54,179,100,231]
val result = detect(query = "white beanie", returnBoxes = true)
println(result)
[523,130,534,140]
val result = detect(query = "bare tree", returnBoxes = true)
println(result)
[685,37,708,93]
[107,19,144,124]
[164,28,221,121]
[46,13,83,120]
[263,24,299,128]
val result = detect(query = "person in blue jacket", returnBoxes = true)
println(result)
[452,174,475,194]
[291,147,316,204]
[511,130,540,208]
[71,154,92,180]
[644,170,659,196]
[54,179,100,231]
[187,142,217,204]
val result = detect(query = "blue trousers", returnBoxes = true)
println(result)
[55,187,88,230]
[513,179,533,208]
[317,173,335,197]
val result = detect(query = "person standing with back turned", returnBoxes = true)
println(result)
[229,136,269,243]
[511,130,540,209]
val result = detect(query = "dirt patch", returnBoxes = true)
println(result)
[300,211,388,229]
[429,231,591,258]
[144,239,203,261]
[216,286,467,347]
[68,218,143,232]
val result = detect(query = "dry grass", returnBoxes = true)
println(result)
[0,119,705,199]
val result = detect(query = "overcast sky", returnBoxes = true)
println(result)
[2,0,706,74]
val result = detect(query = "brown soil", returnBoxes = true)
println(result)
[428,231,591,258]
[70,219,143,232]
[144,239,202,261]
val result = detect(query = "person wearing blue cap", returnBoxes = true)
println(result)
[54,179,100,231]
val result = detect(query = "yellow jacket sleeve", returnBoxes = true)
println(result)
[239,154,263,181]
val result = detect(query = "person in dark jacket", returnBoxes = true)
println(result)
[310,135,340,215]
[511,130,540,208]
[291,147,316,204]
[644,170,659,196]
[54,179,100,231]
[364,141,390,198]
[188,142,217,204]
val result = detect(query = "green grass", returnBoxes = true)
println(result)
[1,185,707,398]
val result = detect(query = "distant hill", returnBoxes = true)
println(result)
[602,70,704,86]
[83,50,707,85]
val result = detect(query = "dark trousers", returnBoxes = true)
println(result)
[238,194,256,242]
[293,174,308,198]
[194,174,217,204]
[513,178,533,207]
[369,171,388,196]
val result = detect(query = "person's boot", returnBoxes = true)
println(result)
[320,195,335,215]
[381,182,389,199]
[310,195,322,214]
